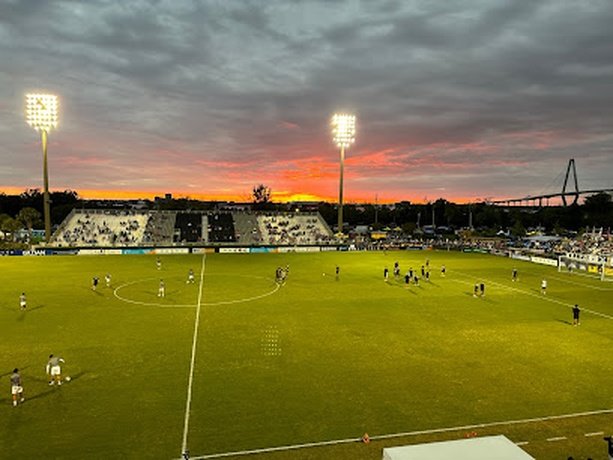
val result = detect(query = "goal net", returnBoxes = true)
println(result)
[558,254,613,281]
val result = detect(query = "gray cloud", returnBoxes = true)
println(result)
[1,0,612,201]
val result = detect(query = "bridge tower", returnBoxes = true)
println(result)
[561,158,579,206]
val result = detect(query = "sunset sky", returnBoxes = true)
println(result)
[1,0,613,203]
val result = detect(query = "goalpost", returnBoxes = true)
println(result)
[558,254,612,281]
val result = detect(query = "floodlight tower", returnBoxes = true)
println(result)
[25,93,58,243]
[331,113,356,238]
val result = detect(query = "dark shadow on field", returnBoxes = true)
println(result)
[556,319,573,326]
[427,281,439,287]
[28,387,59,402]
[28,304,45,312]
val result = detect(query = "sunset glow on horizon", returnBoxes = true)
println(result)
[1,1,613,204]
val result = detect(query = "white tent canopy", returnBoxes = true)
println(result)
[382,435,534,460]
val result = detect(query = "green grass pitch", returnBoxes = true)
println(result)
[1,250,613,459]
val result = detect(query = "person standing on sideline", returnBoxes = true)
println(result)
[572,304,581,326]
[19,292,27,311]
[46,354,65,386]
[541,279,547,295]
[10,368,24,406]
[158,279,165,298]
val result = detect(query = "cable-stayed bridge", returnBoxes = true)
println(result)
[487,159,613,207]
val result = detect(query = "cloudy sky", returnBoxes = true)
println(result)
[1,0,613,203]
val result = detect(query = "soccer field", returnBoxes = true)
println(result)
[1,250,613,459]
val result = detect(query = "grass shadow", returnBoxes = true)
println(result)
[27,304,45,312]
[556,319,573,326]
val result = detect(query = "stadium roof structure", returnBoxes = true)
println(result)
[381,435,534,460]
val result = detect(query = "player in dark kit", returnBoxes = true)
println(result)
[92,277,99,291]
[474,283,479,297]
[384,267,389,282]
[479,282,485,297]
[404,273,410,285]
[512,269,518,282]
[335,265,340,281]
[441,265,446,277]
[421,265,425,277]
[572,304,580,326]
[604,435,613,459]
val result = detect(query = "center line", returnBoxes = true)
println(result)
[181,253,207,457]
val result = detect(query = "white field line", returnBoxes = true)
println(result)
[181,253,207,457]
[515,441,529,446]
[584,431,604,437]
[450,270,613,321]
[113,275,280,308]
[549,274,613,291]
[183,408,613,460]
[546,436,567,442]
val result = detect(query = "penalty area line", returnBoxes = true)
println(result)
[182,407,613,459]
[181,253,207,457]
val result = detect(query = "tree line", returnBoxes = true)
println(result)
[1,188,611,242]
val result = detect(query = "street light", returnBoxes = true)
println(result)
[331,113,356,238]
[25,93,58,243]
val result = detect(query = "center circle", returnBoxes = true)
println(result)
[113,273,280,308]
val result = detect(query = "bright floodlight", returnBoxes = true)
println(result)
[26,93,58,132]
[331,113,356,148]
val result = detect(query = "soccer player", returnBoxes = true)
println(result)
[92,277,99,291]
[479,282,485,297]
[441,265,446,277]
[425,271,430,282]
[425,258,430,268]
[46,354,65,386]
[393,265,400,279]
[541,279,547,295]
[156,257,162,270]
[10,368,24,406]
[384,267,389,282]
[421,265,425,277]
[572,304,580,326]
[408,267,414,279]
[512,268,518,282]
[604,435,613,460]
[404,272,410,285]
[105,273,112,288]
[187,269,195,284]
[158,279,166,298]
[335,265,340,281]
[474,283,479,297]
[413,275,419,286]
[19,292,26,311]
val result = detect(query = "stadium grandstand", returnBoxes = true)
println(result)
[51,209,333,247]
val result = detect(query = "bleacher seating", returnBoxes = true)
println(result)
[257,213,332,245]
[52,210,333,247]
[53,210,149,247]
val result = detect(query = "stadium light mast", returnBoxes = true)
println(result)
[331,113,356,238]
[25,93,59,243]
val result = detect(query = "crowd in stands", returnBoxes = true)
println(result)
[258,214,332,245]
[552,229,613,257]
[54,210,148,247]
[51,210,336,247]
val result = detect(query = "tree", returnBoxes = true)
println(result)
[0,214,20,242]
[252,184,272,204]
[252,184,272,210]
[17,207,42,243]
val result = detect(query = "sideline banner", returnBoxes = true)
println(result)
[530,256,558,267]
[219,247,249,253]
